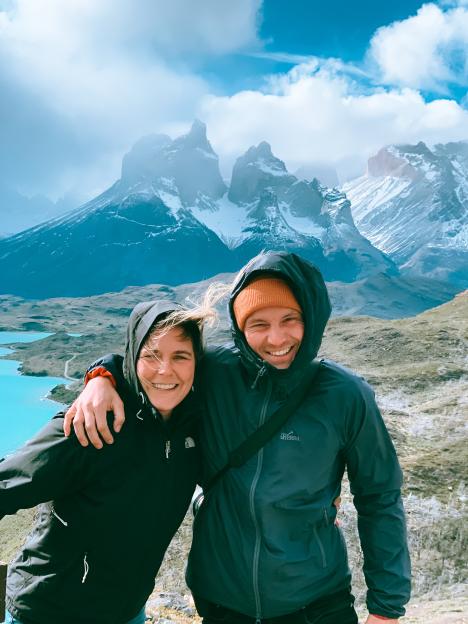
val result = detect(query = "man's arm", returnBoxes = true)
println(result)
[64,354,126,448]
[344,380,411,621]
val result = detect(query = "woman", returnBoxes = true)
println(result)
[0,299,214,624]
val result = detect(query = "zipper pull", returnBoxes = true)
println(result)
[251,364,266,390]
[165,440,171,460]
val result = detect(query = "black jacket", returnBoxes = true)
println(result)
[1,301,200,624]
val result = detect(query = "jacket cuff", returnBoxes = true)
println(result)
[84,366,116,388]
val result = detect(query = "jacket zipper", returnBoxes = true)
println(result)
[165,440,171,460]
[249,380,272,622]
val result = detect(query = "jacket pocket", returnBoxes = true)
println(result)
[313,526,327,568]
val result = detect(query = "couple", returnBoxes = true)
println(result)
[1,251,411,624]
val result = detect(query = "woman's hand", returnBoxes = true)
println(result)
[63,377,125,449]
[366,616,399,623]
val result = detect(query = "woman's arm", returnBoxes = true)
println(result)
[0,415,95,518]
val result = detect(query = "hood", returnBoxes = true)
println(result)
[228,251,332,383]
[123,300,181,398]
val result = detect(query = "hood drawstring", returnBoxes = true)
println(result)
[136,391,146,420]
[251,364,267,390]
[81,553,89,584]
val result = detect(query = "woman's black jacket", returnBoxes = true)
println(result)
[0,381,200,624]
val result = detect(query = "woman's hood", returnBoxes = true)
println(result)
[123,300,180,397]
[228,252,332,380]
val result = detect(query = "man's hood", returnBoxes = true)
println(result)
[123,300,181,398]
[228,252,332,382]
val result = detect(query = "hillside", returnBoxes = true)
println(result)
[0,292,466,623]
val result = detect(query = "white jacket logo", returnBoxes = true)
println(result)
[280,430,300,441]
[185,436,196,449]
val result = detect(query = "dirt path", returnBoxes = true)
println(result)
[64,354,77,380]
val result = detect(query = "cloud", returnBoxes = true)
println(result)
[368,3,468,92]
[199,61,468,180]
[1,0,467,200]
[0,0,262,195]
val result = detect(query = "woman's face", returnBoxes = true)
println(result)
[136,327,195,419]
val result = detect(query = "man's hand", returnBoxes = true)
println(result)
[63,377,125,449]
[366,616,399,623]
[333,495,341,525]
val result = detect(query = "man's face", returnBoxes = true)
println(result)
[243,306,304,369]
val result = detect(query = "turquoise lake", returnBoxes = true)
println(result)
[0,332,69,458]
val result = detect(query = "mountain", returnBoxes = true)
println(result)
[0,185,76,236]
[192,140,397,282]
[0,122,395,297]
[343,141,468,288]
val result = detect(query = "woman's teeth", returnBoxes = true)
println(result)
[152,383,178,390]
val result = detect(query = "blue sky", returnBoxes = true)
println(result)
[205,0,429,91]
[0,0,467,203]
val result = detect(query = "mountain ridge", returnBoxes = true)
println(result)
[0,121,396,298]
[344,140,468,288]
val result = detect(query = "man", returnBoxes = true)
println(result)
[66,251,411,623]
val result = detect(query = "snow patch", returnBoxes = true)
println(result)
[191,193,249,247]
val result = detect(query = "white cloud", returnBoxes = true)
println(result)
[369,3,468,91]
[0,0,467,198]
[199,62,468,179]
[0,0,262,195]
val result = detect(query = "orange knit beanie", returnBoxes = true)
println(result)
[233,277,302,331]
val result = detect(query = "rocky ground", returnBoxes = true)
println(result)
[0,290,466,623]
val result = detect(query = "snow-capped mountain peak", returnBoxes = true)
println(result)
[228,141,296,204]
[0,123,404,298]
[345,140,468,288]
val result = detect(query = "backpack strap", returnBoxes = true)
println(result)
[203,358,322,494]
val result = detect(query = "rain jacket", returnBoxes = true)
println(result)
[1,301,200,624]
[84,252,411,620]
[185,252,411,619]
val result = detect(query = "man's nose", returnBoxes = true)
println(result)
[266,325,286,345]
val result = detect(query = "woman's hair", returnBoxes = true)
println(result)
[142,285,220,360]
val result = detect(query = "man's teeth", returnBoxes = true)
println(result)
[152,383,178,390]
[267,346,293,356]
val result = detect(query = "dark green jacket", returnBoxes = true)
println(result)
[186,252,411,619]
[1,301,200,624]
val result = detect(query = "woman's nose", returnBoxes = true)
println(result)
[156,359,172,374]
